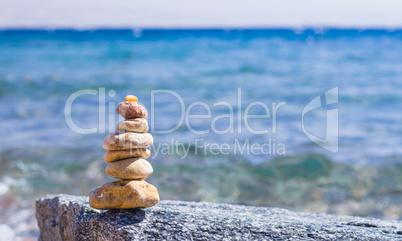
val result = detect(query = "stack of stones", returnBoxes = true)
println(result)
[89,95,159,209]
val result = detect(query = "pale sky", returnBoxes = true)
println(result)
[1,0,402,28]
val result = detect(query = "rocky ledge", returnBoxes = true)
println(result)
[36,194,402,241]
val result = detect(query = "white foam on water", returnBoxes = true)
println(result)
[0,182,9,196]
[0,224,15,241]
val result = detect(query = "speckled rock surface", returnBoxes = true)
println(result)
[36,194,402,241]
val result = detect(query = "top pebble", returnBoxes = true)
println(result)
[125,95,138,102]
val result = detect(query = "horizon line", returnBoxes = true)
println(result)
[1,26,402,31]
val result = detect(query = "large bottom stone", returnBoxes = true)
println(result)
[89,180,159,209]
[36,194,402,241]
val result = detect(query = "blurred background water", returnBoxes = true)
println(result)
[0,29,402,239]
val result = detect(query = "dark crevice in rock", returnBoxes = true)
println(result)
[345,222,378,228]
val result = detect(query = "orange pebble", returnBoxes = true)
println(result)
[125,95,138,102]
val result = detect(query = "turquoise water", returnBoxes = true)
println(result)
[0,29,402,237]
[1,29,402,164]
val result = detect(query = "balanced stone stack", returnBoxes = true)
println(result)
[89,95,159,209]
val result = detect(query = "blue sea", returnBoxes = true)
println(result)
[0,29,402,238]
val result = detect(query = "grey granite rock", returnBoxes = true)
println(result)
[36,194,402,241]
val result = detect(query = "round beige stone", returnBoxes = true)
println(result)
[104,149,151,163]
[89,180,159,209]
[106,158,153,180]
[103,132,153,150]
[116,118,148,133]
